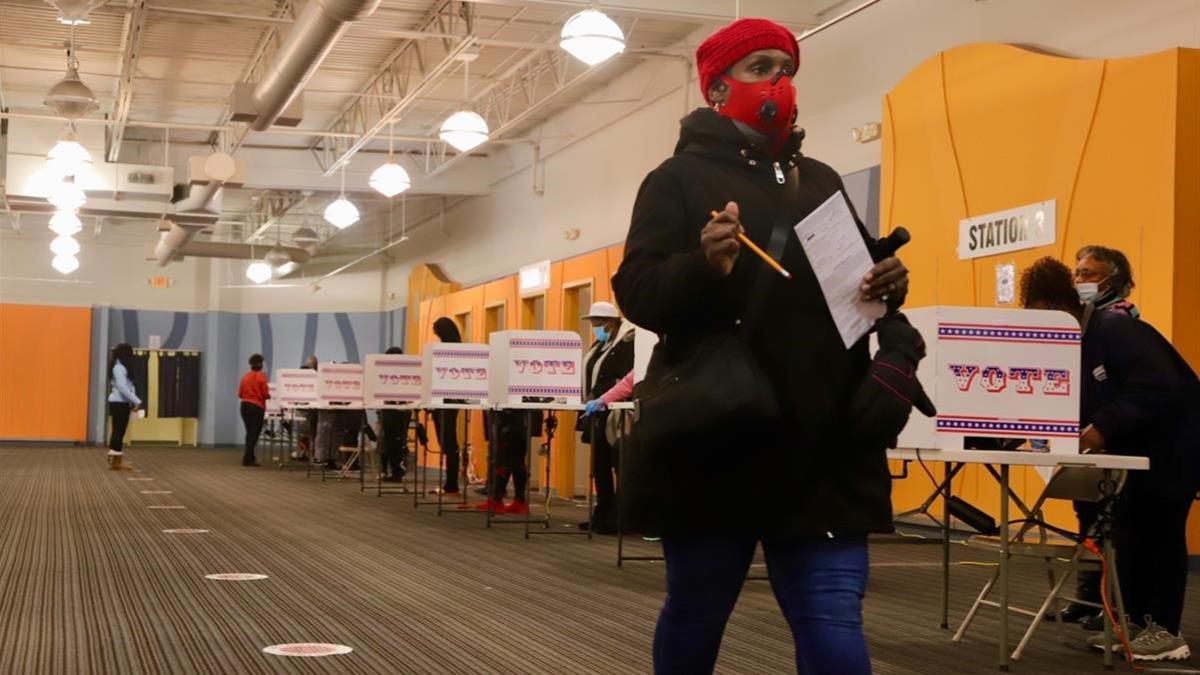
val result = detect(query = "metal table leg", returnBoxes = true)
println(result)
[942,459,953,629]
[524,410,533,539]
[999,464,1010,672]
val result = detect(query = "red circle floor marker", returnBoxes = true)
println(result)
[262,643,352,657]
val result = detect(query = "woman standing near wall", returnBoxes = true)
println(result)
[106,343,141,471]
[238,353,270,467]
[431,317,463,496]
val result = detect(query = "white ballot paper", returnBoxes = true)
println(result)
[794,192,886,349]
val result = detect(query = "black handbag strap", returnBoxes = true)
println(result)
[738,178,797,334]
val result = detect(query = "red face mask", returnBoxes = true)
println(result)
[715,73,797,145]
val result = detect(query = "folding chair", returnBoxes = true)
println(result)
[952,465,1128,661]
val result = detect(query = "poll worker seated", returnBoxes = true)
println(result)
[1020,257,1200,662]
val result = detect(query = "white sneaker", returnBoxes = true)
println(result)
[1129,619,1190,661]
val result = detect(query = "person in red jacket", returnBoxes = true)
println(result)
[238,353,270,467]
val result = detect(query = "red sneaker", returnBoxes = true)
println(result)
[472,499,504,512]
[504,500,529,515]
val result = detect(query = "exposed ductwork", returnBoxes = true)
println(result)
[177,240,312,263]
[157,0,381,267]
[247,0,382,131]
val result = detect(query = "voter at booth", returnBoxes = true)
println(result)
[237,353,270,468]
[477,409,539,515]
[1074,245,1139,319]
[612,17,910,675]
[297,355,319,461]
[1021,257,1200,662]
[578,301,635,534]
[377,347,413,483]
[431,317,464,496]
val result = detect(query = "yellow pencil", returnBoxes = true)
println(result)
[710,210,793,280]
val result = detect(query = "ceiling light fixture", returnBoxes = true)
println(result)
[50,234,81,257]
[47,179,87,211]
[49,210,83,236]
[46,126,92,178]
[370,122,412,198]
[245,261,273,285]
[48,0,108,25]
[439,57,489,152]
[560,7,626,66]
[52,254,80,274]
[44,24,99,119]
[323,164,360,229]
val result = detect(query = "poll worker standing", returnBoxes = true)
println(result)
[579,301,635,534]
[1062,245,1140,627]
[106,343,141,471]
[1074,245,1140,318]
[238,354,270,467]
[1021,257,1200,662]
[431,317,464,496]
[612,18,909,674]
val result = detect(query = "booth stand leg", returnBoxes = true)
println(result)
[998,464,1011,672]
[942,459,952,629]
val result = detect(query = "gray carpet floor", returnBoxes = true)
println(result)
[2,445,1199,674]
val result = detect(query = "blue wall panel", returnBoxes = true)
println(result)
[90,307,406,445]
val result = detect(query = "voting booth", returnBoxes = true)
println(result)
[488,331,584,405]
[364,354,423,407]
[316,363,365,408]
[276,369,319,408]
[422,343,490,405]
[895,306,1081,453]
[265,382,281,416]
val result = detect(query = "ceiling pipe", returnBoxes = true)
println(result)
[177,240,312,262]
[153,1,378,265]
[248,0,383,131]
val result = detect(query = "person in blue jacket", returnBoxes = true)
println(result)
[1021,257,1200,662]
[107,343,142,471]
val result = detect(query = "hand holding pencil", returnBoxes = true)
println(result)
[703,203,792,280]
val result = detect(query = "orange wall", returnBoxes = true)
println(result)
[882,45,1200,545]
[0,304,92,442]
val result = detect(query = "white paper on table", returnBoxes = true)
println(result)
[793,191,886,349]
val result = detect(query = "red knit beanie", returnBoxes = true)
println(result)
[696,18,800,104]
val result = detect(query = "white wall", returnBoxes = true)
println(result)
[0,230,213,311]
[391,0,1200,289]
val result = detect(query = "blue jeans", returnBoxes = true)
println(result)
[654,536,870,675]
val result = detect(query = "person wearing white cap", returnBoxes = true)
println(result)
[578,301,635,533]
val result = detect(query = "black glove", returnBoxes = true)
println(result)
[848,312,936,449]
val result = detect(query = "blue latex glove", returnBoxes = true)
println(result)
[584,399,606,417]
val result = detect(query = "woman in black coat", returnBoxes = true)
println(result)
[1021,257,1200,661]
[612,18,908,675]
[431,317,464,494]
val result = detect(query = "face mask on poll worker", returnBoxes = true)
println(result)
[1075,282,1101,303]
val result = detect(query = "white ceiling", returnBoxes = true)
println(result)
[1,0,836,260]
